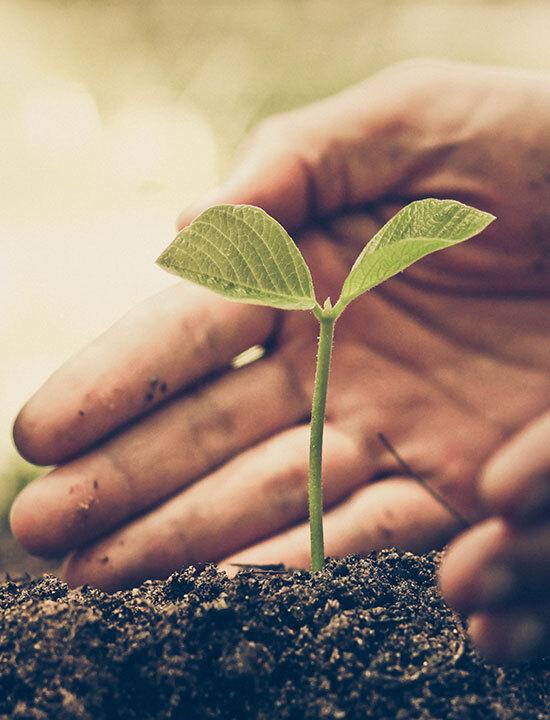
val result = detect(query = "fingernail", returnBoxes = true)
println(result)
[518,475,550,523]
[506,615,545,661]
[477,564,516,606]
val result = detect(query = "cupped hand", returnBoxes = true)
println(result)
[11,60,550,660]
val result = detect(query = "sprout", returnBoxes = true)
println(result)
[157,200,495,571]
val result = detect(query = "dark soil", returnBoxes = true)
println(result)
[0,550,547,720]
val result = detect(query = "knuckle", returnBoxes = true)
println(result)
[389,56,447,73]
[252,113,290,140]
[247,111,302,155]
[184,390,236,466]
[371,58,460,122]
[179,302,223,366]
[266,463,308,522]
[384,57,455,85]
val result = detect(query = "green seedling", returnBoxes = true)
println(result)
[157,199,495,572]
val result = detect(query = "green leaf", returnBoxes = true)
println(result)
[157,204,316,311]
[336,199,495,309]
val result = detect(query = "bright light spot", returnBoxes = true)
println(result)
[108,100,218,188]
[22,81,101,154]
[109,107,164,179]
[232,345,266,369]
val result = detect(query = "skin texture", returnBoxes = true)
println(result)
[11,59,550,662]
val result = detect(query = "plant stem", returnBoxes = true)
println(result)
[308,310,336,572]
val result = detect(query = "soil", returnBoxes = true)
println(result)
[0,550,548,720]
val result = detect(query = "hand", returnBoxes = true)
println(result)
[439,411,550,663]
[11,60,550,662]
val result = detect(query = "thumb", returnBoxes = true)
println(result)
[177,111,311,230]
[176,60,440,232]
[479,410,550,526]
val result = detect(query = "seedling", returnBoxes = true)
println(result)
[157,199,494,572]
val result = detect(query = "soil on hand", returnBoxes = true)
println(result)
[0,550,547,719]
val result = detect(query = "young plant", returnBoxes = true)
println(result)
[157,199,495,572]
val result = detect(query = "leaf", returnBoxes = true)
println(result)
[157,204,316,311]
[337,199,495,309]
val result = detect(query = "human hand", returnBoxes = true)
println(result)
[439,411,550,663]
[11,59,550,662]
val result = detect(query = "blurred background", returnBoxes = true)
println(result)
[2,0,550,572]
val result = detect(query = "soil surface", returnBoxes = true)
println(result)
[0,550,548,720]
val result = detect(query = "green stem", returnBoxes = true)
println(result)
[308,310,336,572]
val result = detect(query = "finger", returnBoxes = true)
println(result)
[439,518,550,614]
[13,282,276,465]
[177,60,449,232]
[221,476,462,571]
[62,425,371,591]
[479,410,550,525]
[468,607,550,663]
[11,345,311,557]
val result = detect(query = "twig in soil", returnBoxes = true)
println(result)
[377,432,470,530]
[229,562,287,574]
